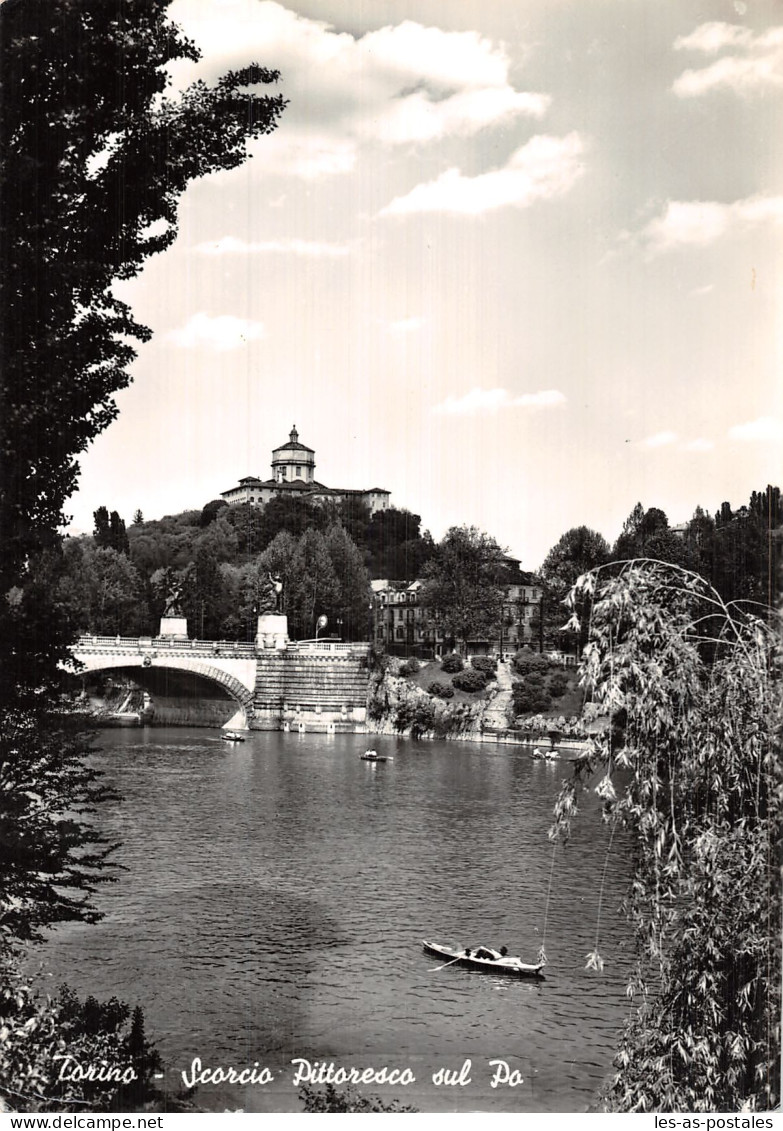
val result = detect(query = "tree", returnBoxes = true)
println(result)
[612,504,686,566]
[552,561,781,1111]
[325,524,372,640]
[418,526,506,654]
[0,0,285,604]
[0,710,120,947]
[538,526,610,653]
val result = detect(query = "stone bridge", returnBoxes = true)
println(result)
[72,636,260,728]
[71,635,371,730]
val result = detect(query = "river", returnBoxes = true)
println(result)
[35,727,635,1113]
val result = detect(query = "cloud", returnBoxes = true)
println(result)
[381,133,584,216]
[388,317,426,335]
[194,236,350,257]
[640,431,678,448]
[167,312,266,351]
[433,387,566,415]
[673,22,783,96]
[728,416,783,442]
[680,438,715,452]
[636,194,783,254]
[168,1,551,179]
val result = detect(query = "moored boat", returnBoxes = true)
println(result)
[423,940,545,978]
[221,731,246,742]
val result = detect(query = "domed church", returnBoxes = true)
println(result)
[220,426,391,515]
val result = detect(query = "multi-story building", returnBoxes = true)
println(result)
[221,426,391,516]
[371,564,543,659]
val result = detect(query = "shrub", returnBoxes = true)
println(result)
[398,657,421,676]
[452,667,488,692]
[548,674,569,698]
[428,680,455,699]
[512,683,552,714]
[524,671,545,688]
[440,652,464,673]
[471,656,497,675]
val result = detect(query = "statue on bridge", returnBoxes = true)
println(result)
[256,572,284,615]
[155,568,186,618]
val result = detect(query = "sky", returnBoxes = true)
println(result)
[67,0,782,568]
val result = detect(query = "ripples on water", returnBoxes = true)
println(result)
[36,729,635,1113]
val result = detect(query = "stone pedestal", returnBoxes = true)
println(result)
[158,616,188,639]
[256,613,288,651]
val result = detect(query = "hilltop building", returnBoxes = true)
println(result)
[221,426,391,515]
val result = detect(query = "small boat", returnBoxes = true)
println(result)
[531,747,559,761]
[221,731,246,742]
[360,750,387,762]
[423,940,545,978]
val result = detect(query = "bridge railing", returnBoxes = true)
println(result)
[75,635,258,657]
[74,635,368,658]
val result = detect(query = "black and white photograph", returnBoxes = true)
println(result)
[1,0,780,1121]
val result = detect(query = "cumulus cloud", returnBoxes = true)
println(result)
[640,431,678,448]
[673,21,783,96]
[167,312,266,351]
[433,387,566,415]
[168,1,551,179]
[635,195,783,254]
[728,416,783,442]
[381,133,584,216]
[194,236,351,257]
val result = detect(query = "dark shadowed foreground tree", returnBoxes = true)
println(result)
[0,2,285,1109]
[0,0,285,603]
[552,561,781,1111]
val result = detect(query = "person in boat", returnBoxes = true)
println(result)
[474,946,500,960]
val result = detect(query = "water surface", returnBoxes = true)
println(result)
[37,729,634,1112]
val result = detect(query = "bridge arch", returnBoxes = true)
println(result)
[73,651,256,726]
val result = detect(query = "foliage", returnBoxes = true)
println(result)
[511,648,549,676]
[440,652,464,674]
[419,526,506,652]
[366,508,434,581]
[0,963,164,1113]
[547,672,569,698]
[299,1083,418,1113]
[471,655,497,674]
[325,524,372,640]
[552,561,781,1112]
[451,667,488,692]
[427,681,454,700]
[512,683,551,715]
[612,504,687,567]
[199,499,229,527]
[539,525,611,652]
[0,708,120,948]
[398,657,421,676]
[92,508,129,555]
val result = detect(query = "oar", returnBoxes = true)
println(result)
[430,954,465,972]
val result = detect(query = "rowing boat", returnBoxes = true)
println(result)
[360,750,387,762]
[423,940,545,978]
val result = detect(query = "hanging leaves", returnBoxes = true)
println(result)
[551,560,781,1111]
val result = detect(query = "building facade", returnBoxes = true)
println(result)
[371,569,543,659]
[221,426,391,515]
